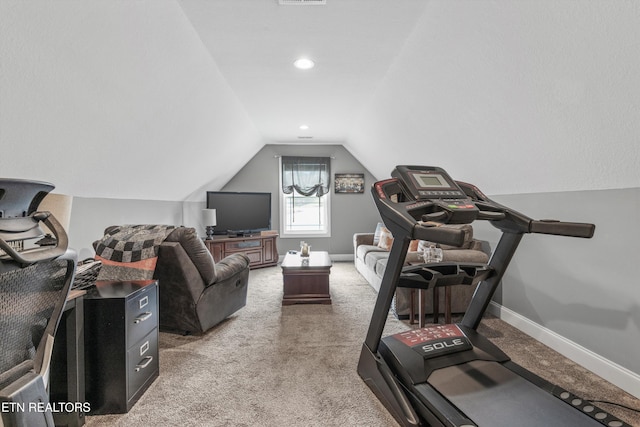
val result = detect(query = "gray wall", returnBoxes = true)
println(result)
[67,144,383,258]
[473,187,640,377]
[221,144,382,255]
[68,197,183,261]
[63,157,640,390]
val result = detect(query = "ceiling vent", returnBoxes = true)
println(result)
[278,0,326,5]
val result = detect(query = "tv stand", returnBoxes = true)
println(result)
[227,232,254,238]
[204,233,278,269]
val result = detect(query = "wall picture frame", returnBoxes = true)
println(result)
[334,173,365,193]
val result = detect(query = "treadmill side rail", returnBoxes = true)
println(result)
[357,343,421,427]
[413,383,476,427]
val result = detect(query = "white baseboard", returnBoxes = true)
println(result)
[277,253,353,262]
[488,302,640,399]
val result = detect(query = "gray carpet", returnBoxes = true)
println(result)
[86,262,639,426]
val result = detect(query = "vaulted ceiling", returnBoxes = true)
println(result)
[179,0,429,143]
[1,1,638,201]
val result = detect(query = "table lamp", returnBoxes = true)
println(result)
[202,208,217,240]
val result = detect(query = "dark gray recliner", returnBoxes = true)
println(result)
[155,227,249,334]
[96,226,249,335]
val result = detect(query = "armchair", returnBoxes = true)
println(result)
[95,226,249,335]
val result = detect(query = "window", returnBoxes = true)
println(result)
[279,156,331,237]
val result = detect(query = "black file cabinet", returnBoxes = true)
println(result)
[84,280,159,414]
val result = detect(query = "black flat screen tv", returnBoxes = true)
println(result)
[206,191,271,236]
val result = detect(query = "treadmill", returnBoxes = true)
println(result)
[357,165,629,427]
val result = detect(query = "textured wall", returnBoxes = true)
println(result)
[473,187,640,388]
[66,144,381,258]
[220,144,381,255]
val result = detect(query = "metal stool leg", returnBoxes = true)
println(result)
[433,287,440,324]
[445,287,452,324]
[409,289,416,325]
[419,289,426,328]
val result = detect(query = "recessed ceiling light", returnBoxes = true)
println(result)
[299,124,309,130]
[294,58,315,70]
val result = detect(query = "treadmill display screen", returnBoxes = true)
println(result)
[412,173,452,189]
[391,165,467,200]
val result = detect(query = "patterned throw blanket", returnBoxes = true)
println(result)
[95,224,176,281]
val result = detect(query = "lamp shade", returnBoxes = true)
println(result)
[38,193,73,232]
[202,209,217,227]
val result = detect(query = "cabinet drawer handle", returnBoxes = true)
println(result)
[139,340,150,356]
[133,312,152,324]
[139,295,149,309]
[135,356,153,372]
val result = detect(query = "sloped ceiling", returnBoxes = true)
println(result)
[347,1,640,195]
[178,0,429,143]
[1,1,638,201]
[0,0,264,201]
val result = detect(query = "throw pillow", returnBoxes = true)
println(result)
[372,222,385,246]
[377,226,394,251]
[408,239,419,252]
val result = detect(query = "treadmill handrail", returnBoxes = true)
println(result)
[413,222,467,247]
[530,219,595,238]
[457,181,596,238]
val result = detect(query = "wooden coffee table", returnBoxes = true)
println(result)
[281,251,332,305]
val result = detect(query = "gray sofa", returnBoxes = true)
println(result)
[354,224,489,318]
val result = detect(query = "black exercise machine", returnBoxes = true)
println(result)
[358,165,629,427]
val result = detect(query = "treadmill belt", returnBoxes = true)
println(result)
[427,360,603,427]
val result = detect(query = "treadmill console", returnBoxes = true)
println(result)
[391,165,466,200]
[387,165,480,225]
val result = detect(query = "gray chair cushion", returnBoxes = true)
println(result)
[375,258,388,278]
[165,227,216,285]
[365,251,389,271]
[357,244,387,262]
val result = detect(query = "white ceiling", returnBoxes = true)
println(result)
[178,0,429,143]
[1,0,638,200]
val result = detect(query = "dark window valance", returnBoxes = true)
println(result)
[281,156,331,197]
